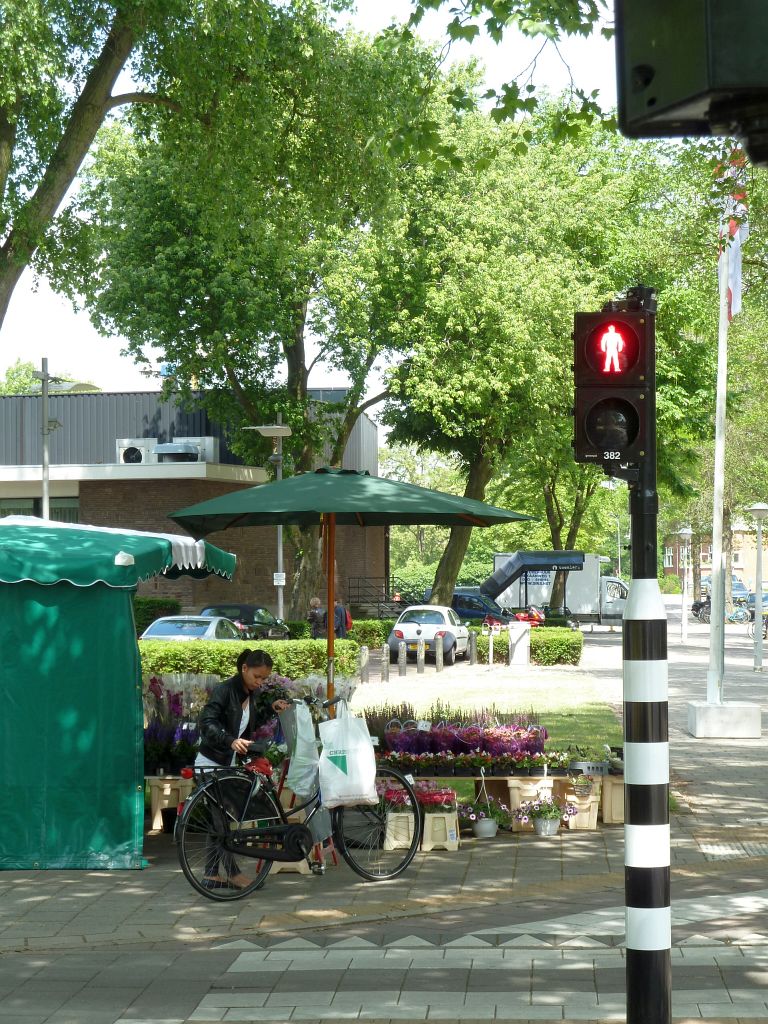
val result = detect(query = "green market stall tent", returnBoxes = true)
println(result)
[0,517,236,869]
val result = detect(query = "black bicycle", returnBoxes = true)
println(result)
[176,697,422,901]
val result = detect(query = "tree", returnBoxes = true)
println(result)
[379,105,730,604]
[53,18,435,614]
[0,359,36,394]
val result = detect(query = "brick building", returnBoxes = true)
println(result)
[0,390,385,613]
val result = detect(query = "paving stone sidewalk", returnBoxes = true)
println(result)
[2,610,768,1023]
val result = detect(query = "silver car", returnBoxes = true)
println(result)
[140,615,244,641]
[387,605,470,666]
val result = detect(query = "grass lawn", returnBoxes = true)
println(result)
[353,664,623,751]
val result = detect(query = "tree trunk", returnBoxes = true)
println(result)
[288,525,324,621]
[723,505,734,612]
[0,11,137,331]
[692,532,702,602]
[429,455,495,605]
[543,467,598,611]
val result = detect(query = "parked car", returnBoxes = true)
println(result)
[424,587,514,624]
[747,591,768,620]
[387,605,470,666]
[140,615,243,641]
[700,575,749,602]
[199,603,290,640]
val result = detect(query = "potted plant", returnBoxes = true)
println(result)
[546,750,570,776]
[528,752,548,776]
[454,750,492,776]
[457,796,512,838]
[571,774,593,797]
[514,792,578,836]
[490,754,515,776]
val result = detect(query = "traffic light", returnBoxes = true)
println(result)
[572,309,655,466]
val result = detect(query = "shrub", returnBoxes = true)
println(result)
[133,597,182,636]
[659,574,681,594]
[138,638,360,680]
[348,619,396,648]
[530,627,583,665]
[475,627,582,665]
[285,619,312,639]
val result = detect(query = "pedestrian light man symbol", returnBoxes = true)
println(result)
[599,324,623,373]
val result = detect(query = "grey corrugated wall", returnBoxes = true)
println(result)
[0,390,378,472]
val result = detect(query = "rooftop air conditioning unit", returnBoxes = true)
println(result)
[116,438,159,465]
[175,436,220,463]
[151,436,219,463]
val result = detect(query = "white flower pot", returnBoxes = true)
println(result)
[472,819,499,838]
[533,817,560,836]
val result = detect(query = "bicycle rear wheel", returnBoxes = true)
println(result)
[177,773,280,901]
[332,765,422,881]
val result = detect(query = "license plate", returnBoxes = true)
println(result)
[407,643,418,651]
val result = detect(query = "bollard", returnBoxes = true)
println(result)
[380,643,389,683]
[435,640,443,672]
[416,638,425,673]
[469,631,477,665]
[488,631,494,665]
[359,645,369,684]
[507,628,514,666]
[398,641,407,676]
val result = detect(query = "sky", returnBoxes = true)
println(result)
[0,2,617,392]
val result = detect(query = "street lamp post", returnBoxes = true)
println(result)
[678,527,693,644]
[31,358,63,520]
[747,503,768,672]
[244,416,292,621]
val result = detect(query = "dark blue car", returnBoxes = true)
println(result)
[747,591,768,620]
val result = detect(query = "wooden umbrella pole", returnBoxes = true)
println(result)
[326,512,336,704]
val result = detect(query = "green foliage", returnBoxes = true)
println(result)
[529,628,583,665]
[473,627,582,665]
[138,639,359,680]
[347,619,396,648]
[659,574,682,595]
[285,620,312,640]
[133,597,182,636]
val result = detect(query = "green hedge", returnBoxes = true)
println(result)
[133,597,182,636]
[348,619,396,647]
[138,639,360,679]
[285,619,312,639]
[475,627,582,666]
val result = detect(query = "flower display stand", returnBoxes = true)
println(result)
[146,775,194,831]
[600,774,624,824]
[421,812,460,852]
[479,775,554,813]
[384,811,417,850]
[564,793,600,830]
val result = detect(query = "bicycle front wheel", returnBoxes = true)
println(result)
[732,607,749,624]
[332,765,422,881]
[177,773,279,901]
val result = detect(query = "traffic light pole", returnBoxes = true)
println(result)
[622,304,671,1024]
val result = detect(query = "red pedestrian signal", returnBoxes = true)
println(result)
[572,309,654,465]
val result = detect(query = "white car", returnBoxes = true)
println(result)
[387,605,470,666]
[140,615,244,641]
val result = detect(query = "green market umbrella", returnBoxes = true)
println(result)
[170,468,531,695]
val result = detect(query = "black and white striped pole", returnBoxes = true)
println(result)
[624,451,670,1024]
[573,286,669,1024]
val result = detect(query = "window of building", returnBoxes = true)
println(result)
[700,544,712,566]
[664,546,674,568]
[732,550,743,567]
[0,497,78,522]
[0,498,35,518]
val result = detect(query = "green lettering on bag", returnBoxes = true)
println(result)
[328,752,348,774]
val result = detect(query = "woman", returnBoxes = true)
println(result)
[196,649,291,767]
[307,596,324,640]
[196,649,291,890]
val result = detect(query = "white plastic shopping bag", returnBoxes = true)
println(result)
[282,702,320,796]
[318,703,378,808]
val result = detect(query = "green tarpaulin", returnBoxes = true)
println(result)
[0,517,236,870]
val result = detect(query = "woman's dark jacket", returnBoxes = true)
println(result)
[198,674,289,766]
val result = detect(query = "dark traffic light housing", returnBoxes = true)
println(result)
[572,309,655,467]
